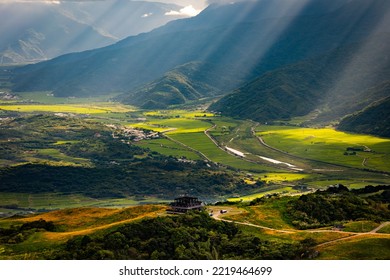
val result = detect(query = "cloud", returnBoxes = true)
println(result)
[165,4,201,17]
[141,12,153,18]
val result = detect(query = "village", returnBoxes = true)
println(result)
[106,124,160,143]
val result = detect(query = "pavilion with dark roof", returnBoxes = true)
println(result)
[167,195,204,214]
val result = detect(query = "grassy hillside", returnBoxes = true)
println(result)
[338,94,390,137]
[0,205,166,259]
[1,185,389,260]
[119,62,239,109]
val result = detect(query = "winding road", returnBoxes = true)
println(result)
[211,209,390,249]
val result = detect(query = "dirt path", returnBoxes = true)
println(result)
[42,210,165,241]
[370,221,390,233]
[211,212,390,248]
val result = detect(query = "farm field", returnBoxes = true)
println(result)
[169,132,278,172]
[256,125,390,172]
[2,98,390,205]
[134,138,202,160]
[1,96,390,215]
[0,103,134,115]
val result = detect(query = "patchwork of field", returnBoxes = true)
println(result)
[257,126,390,172]
[0,103,134,114]
[2,95,390,203]
[135,138,202,160]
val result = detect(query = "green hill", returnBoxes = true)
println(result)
[338,93,390,137]
[118,62,225,109]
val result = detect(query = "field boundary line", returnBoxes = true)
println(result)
[164,134,211,161]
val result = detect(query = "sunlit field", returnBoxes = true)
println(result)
[148,118,211,134]
[170,132,277,172]
[257,126,390,172]
[0,103,134,114]
[135,138,202,160]
[228,186,300,202]
[317,237,390,260]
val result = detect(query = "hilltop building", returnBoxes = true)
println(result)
[167,196,204,214]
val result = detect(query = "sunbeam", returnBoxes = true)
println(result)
[321,0,390,120]
[194,0,313,84]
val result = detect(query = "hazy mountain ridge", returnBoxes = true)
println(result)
[0,2,115,64]
[0,0,186,65]
[12,0,381,97]
[8,0,390,136]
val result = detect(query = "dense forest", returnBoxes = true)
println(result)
[55,212,316,260]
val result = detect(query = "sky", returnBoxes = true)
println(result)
[0,0,209,10]
[0,0,213,17]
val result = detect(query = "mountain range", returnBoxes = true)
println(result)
[9,0,390,136]
[0,0,189,64]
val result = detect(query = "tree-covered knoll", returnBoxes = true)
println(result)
[56,212,316,260]
[286,185,390,229]
[0,219,56,244]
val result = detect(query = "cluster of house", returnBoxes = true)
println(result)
[106,124,160,142]
[0,91,18,100]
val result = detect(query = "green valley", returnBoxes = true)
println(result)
[1,0,390,262]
